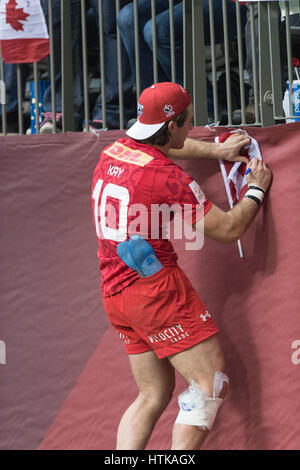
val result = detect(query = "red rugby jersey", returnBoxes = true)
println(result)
[91,138,212,297]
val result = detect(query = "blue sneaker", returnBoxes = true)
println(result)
[117,235,163,277]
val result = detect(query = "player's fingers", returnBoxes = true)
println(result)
[234,156,249,164]
[249,157,258,168]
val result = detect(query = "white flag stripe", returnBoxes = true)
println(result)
[217,130,263,259]
[0,0,49,40]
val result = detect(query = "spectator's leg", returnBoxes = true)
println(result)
[143,2,183,85]
[89,0,136,128]
[245,4,258,108]
[207,0,247,45]
[117,0,170,91]
[0,63,29,133]
[245,3,285,108]
[41,0,84,130]
[145,2,216,116]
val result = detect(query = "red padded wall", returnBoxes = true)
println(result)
[1,124,300,450]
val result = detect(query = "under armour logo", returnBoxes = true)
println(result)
[200,311,211,322]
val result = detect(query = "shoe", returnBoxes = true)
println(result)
[40,112,63,133]
[84,119,107,133]
[232,104,257,125]
[84,120,120,133]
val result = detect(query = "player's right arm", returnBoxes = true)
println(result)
[194,158,272,243]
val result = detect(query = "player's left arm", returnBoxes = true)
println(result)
[168,133,250,163]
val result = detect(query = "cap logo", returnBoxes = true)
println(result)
[138,102,144,119]
[164,104,175,118]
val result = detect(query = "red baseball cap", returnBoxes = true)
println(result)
[126,82,192,140]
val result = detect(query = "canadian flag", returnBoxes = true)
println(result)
[216,129,263,205]
[0,0,50,63]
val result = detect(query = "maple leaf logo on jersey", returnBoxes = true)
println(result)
[6,0,29,31]
[165,179,180,196]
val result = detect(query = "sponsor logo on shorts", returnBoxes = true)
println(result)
[200,310,211,322]
[119,332,131,345]
[148,324,190,344]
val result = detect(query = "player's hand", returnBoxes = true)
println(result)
[217,132,250,163]
[246,157,272,192]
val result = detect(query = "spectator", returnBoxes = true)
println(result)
[0,62,29,134]
[232,2,289,124]
[117,0,247,121]
[40,0,136,133]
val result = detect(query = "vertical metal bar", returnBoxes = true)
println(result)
[151,0,158,84]
[98,0,107,128]
[169,0,176,83]
[258,1,275,126]
[285,2,294,117]
[208,0,218,122]
[183,0,193,92]
[48,0,56,133]
[222,0,232,126]
[267,1,284,119]
[81,0,89,131]
[116,0,124,129]
[235,0,246,125]
[0,54,7,135]
[192,0,207,125]
[133,0,141,99]
[33,62,40,134]
[249,3,259,123]
[16,64,23,134]
[61,0,75,132]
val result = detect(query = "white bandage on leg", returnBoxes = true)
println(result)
[175,371,229,430]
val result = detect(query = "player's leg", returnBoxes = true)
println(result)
[168,333,229,450]
[116,350,175,450]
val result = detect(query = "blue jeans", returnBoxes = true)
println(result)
[118,0,247,114]
[87,0,136,127]
[0,63,28,117]
[41,0,134,129]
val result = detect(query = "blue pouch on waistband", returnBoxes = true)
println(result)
[117,235,163,278]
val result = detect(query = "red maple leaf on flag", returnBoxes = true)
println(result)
[5,0,29,32]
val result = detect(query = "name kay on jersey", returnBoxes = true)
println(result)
[107,164,125,178]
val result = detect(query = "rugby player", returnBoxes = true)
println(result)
[91,82,272,449]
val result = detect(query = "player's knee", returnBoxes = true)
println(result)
[139,381,175,412]
[175,371,229,431]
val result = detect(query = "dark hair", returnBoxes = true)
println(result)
[136,107,189,147]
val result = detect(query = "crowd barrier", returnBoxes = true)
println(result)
[0,0,300,134]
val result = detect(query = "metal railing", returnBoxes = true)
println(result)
[0,0,299,135]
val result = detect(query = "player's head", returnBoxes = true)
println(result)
[126,82,193,147]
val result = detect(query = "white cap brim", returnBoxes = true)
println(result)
[126,120,165,140]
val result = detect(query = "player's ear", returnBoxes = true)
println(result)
[168,120,176,132]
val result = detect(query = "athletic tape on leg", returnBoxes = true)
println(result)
[175,371,229,429]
